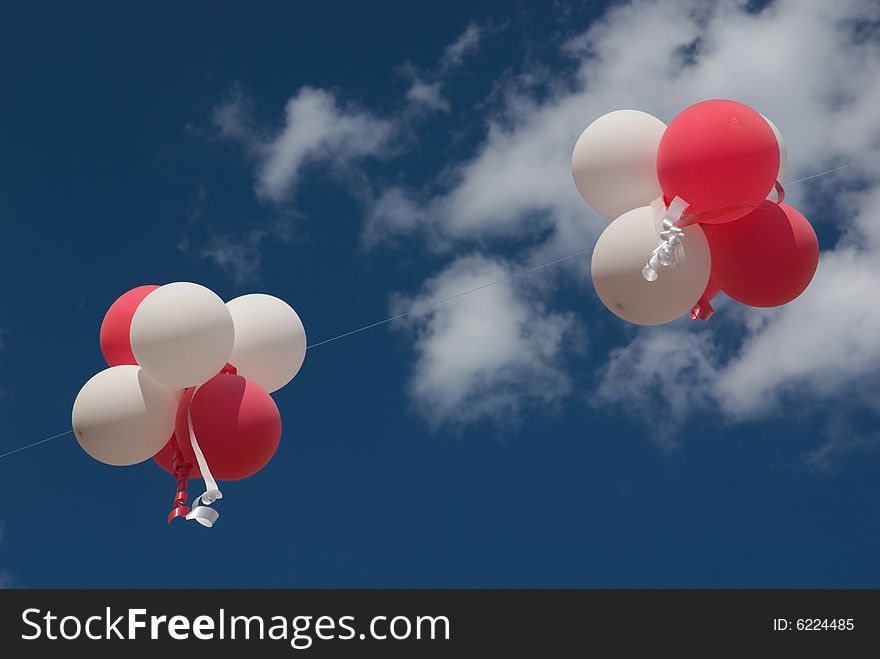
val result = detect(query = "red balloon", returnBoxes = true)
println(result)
[177,374,281,481]
[657,100,779,224]
[153,433,202,479]
[703,273,721,302]
[703,202,819,307]
[99,285,159,366]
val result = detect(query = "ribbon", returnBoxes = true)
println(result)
[770,179,785,204]
[166,364,237,528]
[642,196,690,282]
[183,386,223,528]
[166,437,193,524]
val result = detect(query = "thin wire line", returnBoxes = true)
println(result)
[306,247,593,349]
[786,161,861,184]
[0,430,72,460]
[307,161,864,349]
[0,159,865,462]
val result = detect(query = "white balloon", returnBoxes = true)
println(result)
[72,365,177,466]
[226,293,307,393]
[591,206,711,325]
[571,109,667,220]
[761,114,787,183]
[130,282,235,389]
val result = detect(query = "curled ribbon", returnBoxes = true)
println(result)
[642,196,690,282]
[183,386,223,528]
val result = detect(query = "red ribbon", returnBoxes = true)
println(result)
[675,180,786,228]
[167,435,193,523]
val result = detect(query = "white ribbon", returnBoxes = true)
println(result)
[643,196,690,282]
[184,386,222,528]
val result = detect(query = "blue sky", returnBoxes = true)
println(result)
[1,0,879,588]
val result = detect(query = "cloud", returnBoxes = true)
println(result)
[214,86,393,204]
[176,185,270,284]
[198,229,268,284]
[191,87,392,281]
[800,413,880,470]
[405,80,450,113]
[594,327,720,450]
[401,21,491,114]
[441,22,484,71]
[392,254,578,428]
[196,20,495,282]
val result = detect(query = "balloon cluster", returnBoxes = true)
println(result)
[572,100,819,325]
[71,283,306,527]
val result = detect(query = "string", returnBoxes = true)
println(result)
[0,430,73,460]
[0,159,865,462]
[785,161,861,185]
[306,247,592,349]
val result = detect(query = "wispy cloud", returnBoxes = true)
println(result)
[594,327,720,451]
[198,229,269,285]
[392,254,578,428]
[399,21,494,114]
[800,413,880,471]
[214,86,394,204]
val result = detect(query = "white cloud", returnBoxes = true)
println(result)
[406,79,450,112]
[214,86,393,204]
[199,229,268,284]
[714,249,880,419]
[441,22,483,71]
[594,327,720,450]
[402,21,490,114]
[392,254,578,428]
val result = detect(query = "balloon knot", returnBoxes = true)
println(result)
[690,298,714,321]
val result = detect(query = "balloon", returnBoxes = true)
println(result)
[656,99,779,224]
[226,294,307,393]
[761,114,787,183]
[571,110,667,220]
[71,365,177,466]
[153,433,202,479]
[99,285,159,366]
[130,282,235,389]
[703,201,818,307]
[177,374,281,481]
[702,273,721,303]
[591,206,711,325]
